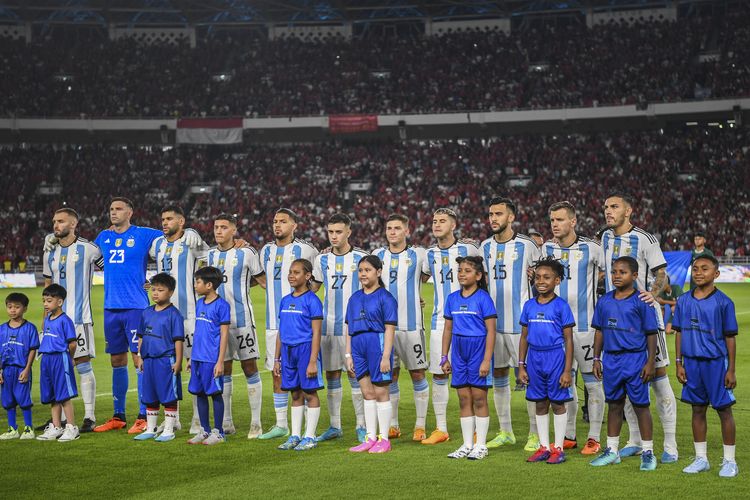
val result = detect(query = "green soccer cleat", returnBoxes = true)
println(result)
[590,448,622,466]
[486,430,516,449]
[524,433,540,452]
[258,425,290,440]
[0,427,19,440]
[294,437,318,451]
[640,450,657,471]
[20,426,35,440]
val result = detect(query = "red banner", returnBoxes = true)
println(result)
[329,115,378,134]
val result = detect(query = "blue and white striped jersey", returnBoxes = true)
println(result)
[601,226,667,292]
[150,234,210,320]
[207,246,263,329]
[313,248,368,337]
[373,246,426,332]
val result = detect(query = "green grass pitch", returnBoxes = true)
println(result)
[0,284,748,499]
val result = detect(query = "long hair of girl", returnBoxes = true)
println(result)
[456,256,488,291]
[359,254,385,289]
[291,258,314,290]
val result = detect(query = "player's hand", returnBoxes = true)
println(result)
[0,371,4,384]
[479,360,491,377]
[213,361,224,378]
[559,370,572,388]
[345,356,355,377]
[441,360,451,375]
[182,228,203,249]
[306,361,318,379]
[593,359,603,380]
[172,361,182,375]
[143,281,151,291]
[43,233,59,252]
[273,361,281,378]
[638,290,656,305]
[640,361,655,382]
[135,356,143,371]
[18,368,30,383]
[321,246,332,254]
[186,359,192,372]
[519,367,529,385]
[233,238,251,249]
[676,364,687,384]
[725,369,737,390]
[380,356,391,374]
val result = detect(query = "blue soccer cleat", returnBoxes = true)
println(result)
[294,437,318,451]
[620,444,643,458]
[590,447,621,466]
[661,451,679,464]
[317,426,343,442]
[683,457,710,474]
[640,450,657,471]
[356,426,367,443]
[133,432,157,441]
[278,435,301,450]
[154,433,176,442]
[719,460,739,478]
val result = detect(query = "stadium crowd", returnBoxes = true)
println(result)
[1,126,747,269]
[1,13,749,118]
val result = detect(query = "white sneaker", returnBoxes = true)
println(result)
[247,423,262,439]
[202,428,225,446]
[447,444,473,459]
[187,431,209,445]
[467,445,489,460]
[58,424,80,442]
[223,421,236,435]
[36,424,64,441]
[0,427,19,440]
[157,420,182,434]
[189,419,202,434]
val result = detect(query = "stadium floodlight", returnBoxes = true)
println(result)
[212,74,232,82]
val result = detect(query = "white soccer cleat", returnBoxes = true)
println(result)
[187,431,209,445]
[58,424,80,442]
[36,424,64,441]
[247,423,262,439]
[223,421,237,435]
[189,420,202,434]
[447,445,473,459]
[156,420,182,434]
[467,445,489,460]
[203,429,225,446]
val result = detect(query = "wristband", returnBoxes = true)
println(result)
[345,353,351,359]
[274,358,281,363]
[675,358,682,364]
[518,361,525,367]
[593,357,601,362]
[440,355,449,366]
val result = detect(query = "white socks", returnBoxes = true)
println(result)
[432,379,449,432]
[146,408,159,433]
[327,384,343,429]
[694,441,707,459]
[246,374,262,426]
[527,401,538,434]
[164,407,177,435]
[623,399,641,445]
[350,377,365,428]
[475,416,489,447]
[79,369,96,421]
[377,401,392,441]
[584,379,605,440]
[222,377,234,426]
[191,395,200,426]
[724,444,736,462]
[607,435,620,454]
[291,405,304,437]
[460,416,475,448]
[390,382,400,427]
[305,407,320,439]
[536,413,550,449]
[363,399,378,441]
[653,375,678,455]
[414,379,429,429]
[642,440,654,453]
[291,405,319,439]
[494,384,512,434]
[553,412,567,450]
[565,384,579,439]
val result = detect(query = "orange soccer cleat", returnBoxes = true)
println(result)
[93,417,127,433]
[127,418,147,434]
[581,438,602,455]
[421,429,450,445]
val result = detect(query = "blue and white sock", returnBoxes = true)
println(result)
[273,392,289,429]
[246,372,262,426]
[389,381,400,428]
[413,377,429,429]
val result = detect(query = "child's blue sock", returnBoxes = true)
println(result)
[212,394,225,434]
[22,408,32,427]
[112,366,128,417]
[7,408,17,429]
[197,395,210,433]
[137,368,146,418]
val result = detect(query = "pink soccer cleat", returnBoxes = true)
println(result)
[368,437,392,454]
[349,438,377,452]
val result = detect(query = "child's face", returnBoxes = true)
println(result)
[151,284,173,305]
[692,258,719,287]
[534,267,560,295]
[5,302,26,320]
[611,262,636,289]
[358,261,381,288]
[43,295,63,315]
[457,262,481,287]
[287,263,309,289]
[194,278,211,296]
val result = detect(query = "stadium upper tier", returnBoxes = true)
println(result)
[1,14,748,119]
[1,126,747,267]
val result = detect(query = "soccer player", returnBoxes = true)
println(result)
[590,257,658,471]
[542,201,606,454]
[43,207,102,432]
[421,208,479,445]
[519,258,575,465]
[674,255,738,477]
[480,197,541,451]
[206,214,266,438]
[0,293,39,440]
[601,194,678,462]
[346,255,398,454]
[274,259,324,451]
[188,266,231,445]
[36,284,80,442]
[373,214,429,441]
[133,273,184,442]
[311,213,369,442]
[441,256,496,460]
[150,205,209,433]
[259,208,318,440]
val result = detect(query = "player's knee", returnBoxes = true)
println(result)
[75,361,93,375]
[291,390,304,403]
[223,361,233,374]
[550,402,565,415]
[409,369,425,382]
[74,356,91,366]
[654,366,667,378]
[716,405,734,420]
[472,393,488,410]
[691,404,708,416]
[494,366,509,377]
[326,370,342,381]
[241,360,257,376]
[457,391,472,407]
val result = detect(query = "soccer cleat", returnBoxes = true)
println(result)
[258,425,290,440]
[661,451,679,464]
[368,436,392,454]
[94,417,127,432]
[524,433,540,452]
[133,431,157,441]
[719,460,739,478]
[189,419,202,434]
[127,419,147,435]
[278,435,302,450]
[563,437,577,450]
[349,438,377,452]
[223,421,237,435]
[0,427,19,440]
[58,424,80,442]
[247,423,263,439]
[581,438,601,455]
[156,420,182,434]
[202,428,225,445]
[36,424,64,441]
[318,426,344,442]
[547,447,566,464]
[80,418,96,433]
[154,433,176,442]
[620,444,643,457]
[20,426,35,440]
[35,418,65,431]
[412,427,426,442]
[447,445,473,459]
[388,426,401,439]
[590,447,621,466]
[421,429,450,445]
[187,431,209,444]
[683,457,710,474]
[294,437,318,451]
[640,450,657,471]
[487,430,516,448]
[527,446,551,463]
[356,426,367,443]
[467,445,489,460]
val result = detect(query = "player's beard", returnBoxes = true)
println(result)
[54,229,70,239]
[491,223,508,235]
[164,227,181,238]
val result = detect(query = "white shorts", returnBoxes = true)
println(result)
[429,329,447,375]
[494,333,520,369]
[573,330,596,373]
[265,329,279,371]
[655,329,670,369]
[225,326,260,362]
[73,323,96,359]
[394,330,428,372]
[183,318,196,359]
[321,335,346,372]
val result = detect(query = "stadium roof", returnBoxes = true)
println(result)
[0,0,724,27]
